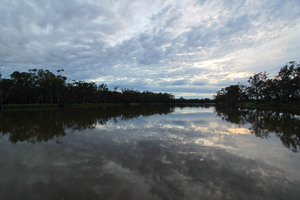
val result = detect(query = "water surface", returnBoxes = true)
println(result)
[0,106,299,200]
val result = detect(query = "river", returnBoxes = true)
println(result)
[0,106,299,200]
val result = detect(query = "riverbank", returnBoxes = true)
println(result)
[239,102,300,113]
[0,103,124,111]
[0,102,217,111]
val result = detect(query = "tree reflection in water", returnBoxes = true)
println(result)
[215,106,300,152]
[0,106,174,144]
[1,106,299,152]
[1,106,300,200]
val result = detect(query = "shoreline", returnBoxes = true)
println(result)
[1,102,299,112]
[0,102,216,111]
[239,102,300,114]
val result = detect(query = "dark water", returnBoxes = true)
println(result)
[0,106,299,200]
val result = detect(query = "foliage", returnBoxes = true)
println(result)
[215,61,300,105]
[215,85,241,106]
[247,71,268,101]
[0,68,177,105]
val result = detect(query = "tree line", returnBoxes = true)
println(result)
[215,61,300,106]
[0,68,176,106]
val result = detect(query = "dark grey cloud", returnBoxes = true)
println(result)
[168,79,189,86]
[191,80,206,86]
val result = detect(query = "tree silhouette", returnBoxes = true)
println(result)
[247,72,268,101]
[0,68,177,105]
[215,61,300,105]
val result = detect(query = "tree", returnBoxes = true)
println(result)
[0,78,14,104]
[0,68,177,105]
[0,70,2,110]
[215,85,240,106]
[10,71,37,103]
[71,81,97,104]
[263,78,279,102]
[32,69,67,104]
[275,61,300,103]
[247,72,268,101]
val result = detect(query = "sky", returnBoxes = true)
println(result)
[0,0,300,98]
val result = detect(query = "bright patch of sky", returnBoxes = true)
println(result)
[1,0,300,98]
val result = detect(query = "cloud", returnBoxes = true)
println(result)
[1,0,300,98]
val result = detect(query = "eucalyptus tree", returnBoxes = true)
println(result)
[9,71,37,103]
[215,85,240,106]
[275,61,300,103]
[0,71,2,109]
[247,72,268,101]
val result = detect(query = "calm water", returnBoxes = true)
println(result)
[0,106,299,200]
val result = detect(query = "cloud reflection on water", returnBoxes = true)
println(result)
[0,106,300,200]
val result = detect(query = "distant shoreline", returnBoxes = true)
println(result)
[1,102,299,112]
[0,102,216,111]
[239,102,300,112]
